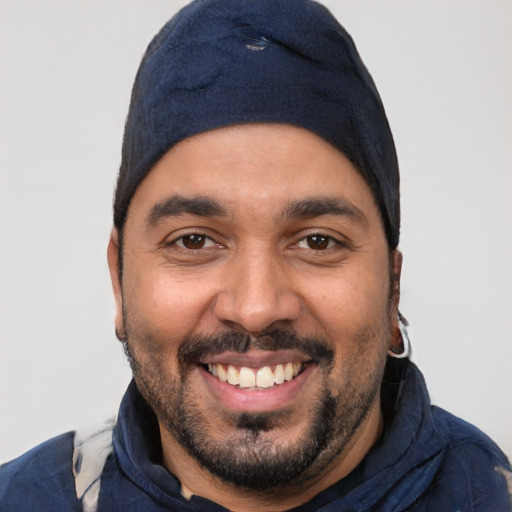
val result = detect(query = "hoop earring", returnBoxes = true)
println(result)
[388,312,411,359]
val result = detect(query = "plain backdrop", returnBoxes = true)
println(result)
[0,0,511,463]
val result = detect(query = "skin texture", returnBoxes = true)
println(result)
[107,123,402,511]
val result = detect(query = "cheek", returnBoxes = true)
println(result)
[303,265,391,335]
[122,264,221,340]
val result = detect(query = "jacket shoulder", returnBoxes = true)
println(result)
[433,406,510,465]
[431,406,512,511]
[0,432,81,512]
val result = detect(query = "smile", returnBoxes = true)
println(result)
[206,362,304,389]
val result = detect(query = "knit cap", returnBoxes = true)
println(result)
[114,0,400,248]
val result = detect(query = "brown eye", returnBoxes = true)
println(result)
[180,234,207,249]
[306,235,330,250]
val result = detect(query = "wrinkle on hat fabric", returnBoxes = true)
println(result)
[114,0,400,248]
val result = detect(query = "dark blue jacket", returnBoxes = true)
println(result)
[1,359,511,511]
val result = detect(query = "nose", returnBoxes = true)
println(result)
[213,248,301,334]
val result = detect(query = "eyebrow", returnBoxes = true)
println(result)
[146,195,228,227]
[282,197,368,225]
[146,194,368,228]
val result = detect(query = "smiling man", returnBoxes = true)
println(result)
[1,0,511,511]
[111,123,398,509]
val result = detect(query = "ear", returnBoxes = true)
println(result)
[391,249,402,307]
[389,249,403,352]
[107,229,125,341]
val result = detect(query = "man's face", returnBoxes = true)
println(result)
[108,124,400,492]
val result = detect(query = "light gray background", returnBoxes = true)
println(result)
[1,0,511,463]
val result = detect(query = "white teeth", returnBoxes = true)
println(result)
[207,362,304,388]
[239,367,256,388]
[284,362,294,381]
[217,364,228,382]
[227,365,239,385]
[256,366,274,388]
[274,364,285,384]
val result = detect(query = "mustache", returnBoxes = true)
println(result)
[178,327,334,367]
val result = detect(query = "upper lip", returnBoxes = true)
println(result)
[200,349,312,368]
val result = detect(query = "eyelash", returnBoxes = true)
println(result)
[295,233,341,251]
[168,232,344,252]
[171,233,219,251]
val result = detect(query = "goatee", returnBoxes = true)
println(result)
[123,327,382,491]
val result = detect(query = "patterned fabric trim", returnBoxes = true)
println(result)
[496,466,512,507]
[72,418,116,512]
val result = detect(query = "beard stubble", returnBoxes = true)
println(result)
[123,326,387,492]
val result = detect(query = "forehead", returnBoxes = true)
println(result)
[126,124,382,228]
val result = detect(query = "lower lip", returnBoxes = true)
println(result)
[199,364,315,413]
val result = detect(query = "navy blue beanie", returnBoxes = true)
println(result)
[114,0,400,248]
